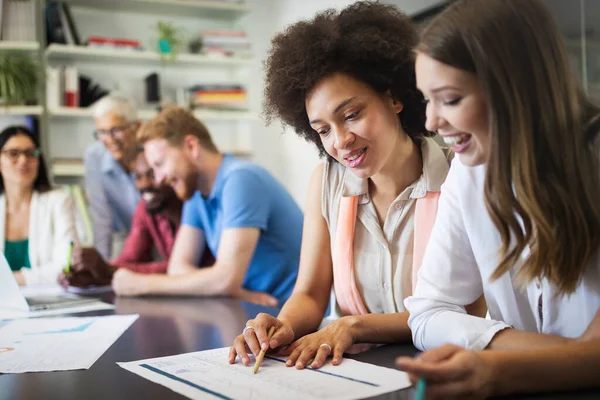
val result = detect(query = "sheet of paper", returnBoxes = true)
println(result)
[118,347,412,400]
[0,314,138,373]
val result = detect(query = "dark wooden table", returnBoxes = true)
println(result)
[1,295,598,400]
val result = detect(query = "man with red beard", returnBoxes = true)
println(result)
[65,150,213,286]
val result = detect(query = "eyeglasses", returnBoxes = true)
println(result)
[93,124,132,140]
[1,148,41,162]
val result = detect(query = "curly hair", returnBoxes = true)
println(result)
[263,1,431,157]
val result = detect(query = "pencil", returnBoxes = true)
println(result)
[63,240,74,274]
[252,326,275,374]
[415,378,426,400]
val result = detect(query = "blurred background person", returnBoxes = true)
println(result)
[0,125,78,285]
[85,94,141,261]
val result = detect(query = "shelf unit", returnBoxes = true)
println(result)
[62,0,249,19]
[0,41,40,52]
[0,105,43,115]
[46,44,253,67]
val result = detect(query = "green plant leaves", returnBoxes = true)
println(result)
[0,54,38,106]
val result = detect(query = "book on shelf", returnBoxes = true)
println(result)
[64,66,79,107]
[198,29,252,58]
[87,36,143,51]
[47,66,108,109]
[1,0,36,42]
[185,84,248,110]
[45,1,80,45]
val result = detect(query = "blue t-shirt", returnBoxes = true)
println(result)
[182,155,303,304]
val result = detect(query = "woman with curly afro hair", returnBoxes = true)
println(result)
[230,1,485,370]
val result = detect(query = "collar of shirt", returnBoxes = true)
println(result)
[100,146,128,176]
[340,137,450,205]
[207,154,232,202]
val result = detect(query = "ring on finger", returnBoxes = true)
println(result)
[243,325,254,335]
[319,343,332,355]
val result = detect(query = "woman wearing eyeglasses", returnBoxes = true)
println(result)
[0,126,78,285]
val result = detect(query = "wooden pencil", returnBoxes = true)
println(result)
[252,326,275,374]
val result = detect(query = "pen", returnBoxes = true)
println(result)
[415,378,426,400]
[63,240,74,274]
[252,326,275,374]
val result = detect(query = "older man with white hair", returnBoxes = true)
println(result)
[84,94,141,260]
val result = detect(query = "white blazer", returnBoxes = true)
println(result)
[405,157,600,351]
[0,189,79,285]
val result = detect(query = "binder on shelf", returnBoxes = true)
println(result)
[45,1,67,45]
[46,66,63,109]
[60,3,80,46]
[2,0,35,42]
[64,66,79,107]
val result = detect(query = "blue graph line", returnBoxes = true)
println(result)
[265,356,379,387]
[140,364,233,400]
[28,321,94,335]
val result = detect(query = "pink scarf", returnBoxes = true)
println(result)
[332,192,440,316]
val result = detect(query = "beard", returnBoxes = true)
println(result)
[174,168,200,201]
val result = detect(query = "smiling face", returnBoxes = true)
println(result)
[143,137,200,201]
[94,112,138,163]
[0,134,39,190]
[415,53,490,166]
[305,73,405,179]
[133,152,177,214]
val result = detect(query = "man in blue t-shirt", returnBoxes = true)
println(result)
[110,107,302,306]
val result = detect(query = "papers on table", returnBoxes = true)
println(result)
[0,314,138,373]
[118,347,412,400]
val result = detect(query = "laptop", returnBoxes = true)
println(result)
[0,254,100,312]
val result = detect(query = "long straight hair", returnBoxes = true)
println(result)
[418,0,600,294]
[0,126,51,194]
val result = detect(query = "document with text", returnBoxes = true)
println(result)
[118,347,412,400]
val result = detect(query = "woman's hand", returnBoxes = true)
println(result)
[278,316,357,369]
[395,344,496,400]
[228,313,295,366]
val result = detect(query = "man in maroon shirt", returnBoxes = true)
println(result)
[65,151,213,287]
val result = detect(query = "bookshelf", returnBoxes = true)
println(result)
[45,44,253,67]
[0,41,40,51]
[0,0,257,183]
[0,106,43,116]
[62,0,249,19]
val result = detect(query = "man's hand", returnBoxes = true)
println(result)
[112,269,151,296]
[67,247,115,287]
[237,289,278,307]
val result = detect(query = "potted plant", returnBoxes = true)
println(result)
[156,21,186,63]
[0,54,37,105]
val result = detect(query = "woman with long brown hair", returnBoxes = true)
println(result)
[397,0,600,398]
